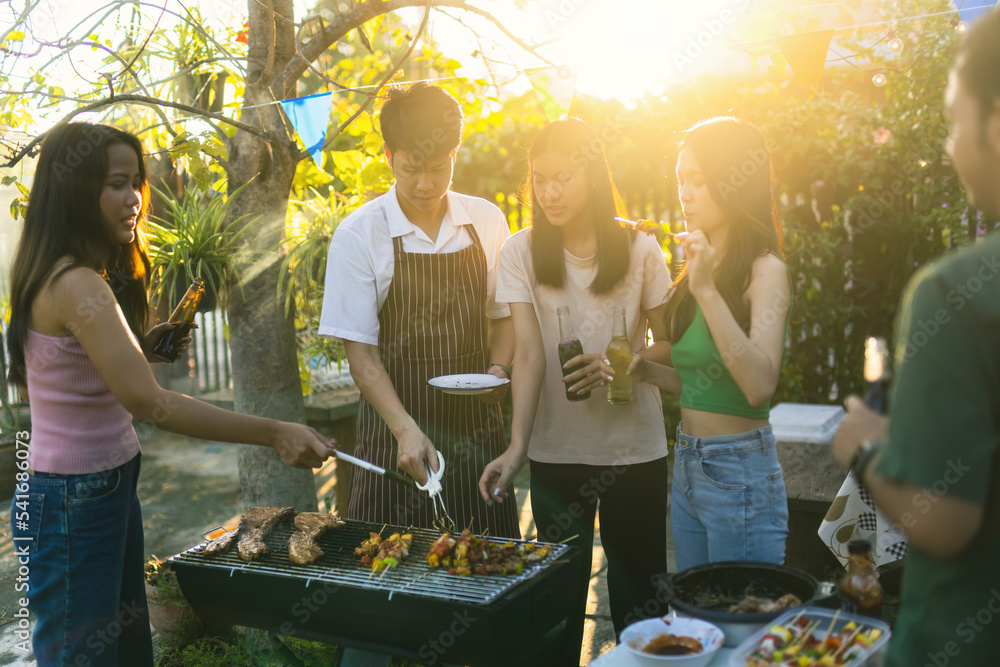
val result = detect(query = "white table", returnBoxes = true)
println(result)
[591,645,735,666]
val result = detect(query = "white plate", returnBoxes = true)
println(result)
[620,616,725,666]
[427,373,510,395]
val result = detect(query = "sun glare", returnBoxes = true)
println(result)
[548,0,742,100]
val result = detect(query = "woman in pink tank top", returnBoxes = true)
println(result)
[5,123,335,667]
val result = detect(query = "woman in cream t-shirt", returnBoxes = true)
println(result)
[478,119,671,664]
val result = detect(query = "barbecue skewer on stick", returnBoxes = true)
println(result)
[614,217,688,240]
[833,626,864,661]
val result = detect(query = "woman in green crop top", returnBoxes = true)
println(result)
[627,117,792,570]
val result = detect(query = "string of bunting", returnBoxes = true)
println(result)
[273,0,993,164]
[274,64,575,164]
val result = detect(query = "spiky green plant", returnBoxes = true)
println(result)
[146,182,256,309]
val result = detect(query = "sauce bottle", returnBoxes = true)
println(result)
[606,306,632,405]
[152,278,204,363]
[557,306,590,401]
[840,540,883,619]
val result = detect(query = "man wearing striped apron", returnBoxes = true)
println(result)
[319,83,520,545]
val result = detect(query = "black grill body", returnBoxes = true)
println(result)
[168,520,584,665]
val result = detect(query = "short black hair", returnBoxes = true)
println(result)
[955,7,1000,124]
[378,83,463,160]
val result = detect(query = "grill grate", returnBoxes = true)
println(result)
[168,520,568,606]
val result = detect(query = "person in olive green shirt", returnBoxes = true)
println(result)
[833,8,1000,667]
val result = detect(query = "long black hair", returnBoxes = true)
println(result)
[525,118,633,294]
[664,117,784,343]
[6,123,152,387]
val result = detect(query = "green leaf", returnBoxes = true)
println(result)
[1,175,16,187]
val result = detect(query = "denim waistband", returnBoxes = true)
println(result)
[675,423,774,456]
[28,453,139,480]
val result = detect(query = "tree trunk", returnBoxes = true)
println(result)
[225,0,317,513]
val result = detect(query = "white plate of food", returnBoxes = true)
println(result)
[621,615,725,666]
[427,374,510,395]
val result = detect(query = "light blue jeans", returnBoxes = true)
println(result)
[671,424,789,572]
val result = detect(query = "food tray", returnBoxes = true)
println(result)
[729,607,891,666]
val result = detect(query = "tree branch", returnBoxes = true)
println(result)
[433,0,555,65]
[308,1,432,160]
[0,0,44,45]
[2,95,269,169]
[276,0,551,94]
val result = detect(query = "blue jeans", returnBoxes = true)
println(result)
[10,454,153,667]
[671,424,789,571]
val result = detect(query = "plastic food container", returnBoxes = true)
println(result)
[729,607,891,666]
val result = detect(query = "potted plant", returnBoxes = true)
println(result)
[146,182,255,313]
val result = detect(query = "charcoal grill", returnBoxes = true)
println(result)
[167,519,584,666]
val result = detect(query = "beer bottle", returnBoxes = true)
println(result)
[839,540,883,619]
[606,306,633,405]
[863,336,891,414]
[557,306,590,402]
[152,278,204,363]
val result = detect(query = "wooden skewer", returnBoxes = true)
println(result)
[823,609,842,644]
[833,626,864,660]
[792,620,821,650]
[614,216,687,238]
[786,608,807,630]
[556,534,579,545]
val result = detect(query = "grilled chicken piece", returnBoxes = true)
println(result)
[203,528,238,556]
[287,512,346,565]
[237,506,296,563]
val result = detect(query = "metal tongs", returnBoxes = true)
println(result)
[416,450,456,532]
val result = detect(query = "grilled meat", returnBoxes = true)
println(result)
[727,593,803,614]
[203,528,238,556]
[288,512,346,565]
[237,506,296,563]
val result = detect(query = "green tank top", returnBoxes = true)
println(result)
[671,257,789,419]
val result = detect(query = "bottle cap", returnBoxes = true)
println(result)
[847,539,873,555]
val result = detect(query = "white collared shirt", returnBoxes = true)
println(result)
[319,184,512,345]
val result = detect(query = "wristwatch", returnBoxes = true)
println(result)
[851,439,882,480]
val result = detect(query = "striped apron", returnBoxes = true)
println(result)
[346,223,520,539]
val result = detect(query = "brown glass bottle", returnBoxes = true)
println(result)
[152,278,204,363]
[557,306,590,401]
[840,540,883,619]
[863,336,891,414]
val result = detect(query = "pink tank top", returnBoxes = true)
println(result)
[25,330,140,474]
